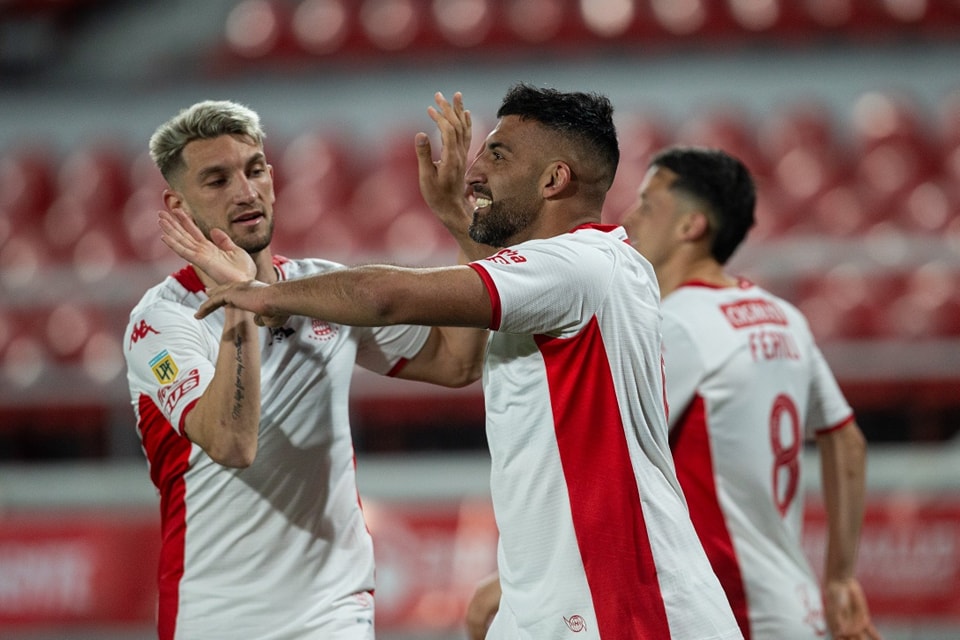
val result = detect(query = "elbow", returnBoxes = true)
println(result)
[207,438,258,468]
[450,362,484,388]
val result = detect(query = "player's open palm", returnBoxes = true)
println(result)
[416,91,472,231]
[824,577,883,640]
[159,208,256,284]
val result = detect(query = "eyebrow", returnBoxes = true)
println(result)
[196,151,266,183]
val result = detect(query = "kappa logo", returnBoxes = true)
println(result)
[308,318,338,342]
[563,615,586,633]
[128,319,159,349]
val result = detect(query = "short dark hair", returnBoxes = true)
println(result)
[649,146,756,264]
[497,83,620,191]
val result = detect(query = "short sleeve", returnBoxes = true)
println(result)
[805,344,854,437]
[354,324,431,375]
[470,238,616,337]
[124,300,217,436]
[660,310,707,431]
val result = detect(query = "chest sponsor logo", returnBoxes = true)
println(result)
[128,319,159,349]
[157,367,201,414]
[484,248,527,265]
[149,350,179,384]
[308,319,338,342]
[720,298,788,329]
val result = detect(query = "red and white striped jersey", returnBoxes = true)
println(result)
[663,279,854,640]
[124,257,429,640]
[469,224,742,640]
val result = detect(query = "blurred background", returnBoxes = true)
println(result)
[1,0,959,638]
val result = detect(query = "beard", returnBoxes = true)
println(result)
[195,215,274,256]
[468,196,536,248]
[232,220,274,255]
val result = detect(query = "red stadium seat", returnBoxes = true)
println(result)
[0,146,57,226]
[884,262,960,338]
[793,266,902,341]
[224,0,296,60]
[56,144,131,214]
[893,179,960,234]
[675,107,769,180]
[851,91,938,188]
[291,0,353,56]
[122,187,173,264]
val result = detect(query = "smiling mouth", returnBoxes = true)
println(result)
[472,196,492,213]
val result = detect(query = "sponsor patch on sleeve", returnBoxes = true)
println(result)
[149,349,179,385]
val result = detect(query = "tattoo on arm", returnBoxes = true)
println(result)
[231,334,245,419]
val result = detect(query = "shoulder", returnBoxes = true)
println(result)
[275,256,345,280]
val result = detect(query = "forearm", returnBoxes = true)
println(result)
[184,308,262,467]
[258,265,489,328]
[819,421,868,581]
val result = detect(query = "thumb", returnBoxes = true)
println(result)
[415,132,435,173]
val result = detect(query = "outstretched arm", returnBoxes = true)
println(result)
[817,420,882,640]
[196,262,492,329]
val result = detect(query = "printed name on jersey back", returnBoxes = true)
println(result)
[749,328,800,362]
[484,248,527,265]
[720,298,788,329]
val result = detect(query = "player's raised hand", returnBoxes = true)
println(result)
[416,91,472,233]
[159,208,256,284]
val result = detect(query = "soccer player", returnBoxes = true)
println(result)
[172,85,742,640]
[124,98,486,640]
[622,146,881,640]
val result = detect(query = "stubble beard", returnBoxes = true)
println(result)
[468,199,534,248]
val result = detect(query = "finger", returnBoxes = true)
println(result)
[415,131,434,166]
[170,207,207,242]
[195,297,223,319]
[210,227,239,252]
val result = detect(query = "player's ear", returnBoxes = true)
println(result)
[680,210,711,241]
[542,160,572,198]
[162,188,184,213]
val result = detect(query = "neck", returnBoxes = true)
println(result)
[656,255,735,298]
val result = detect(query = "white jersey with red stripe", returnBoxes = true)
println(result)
[123,257,429,640]
[468,224,742,640]
[662,280,854,640]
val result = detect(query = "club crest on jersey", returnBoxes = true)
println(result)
[308,319,338,342]
[149,349,179,384]
[563,614,586,633]
[128,319,159,349]
[484,248,527,265]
